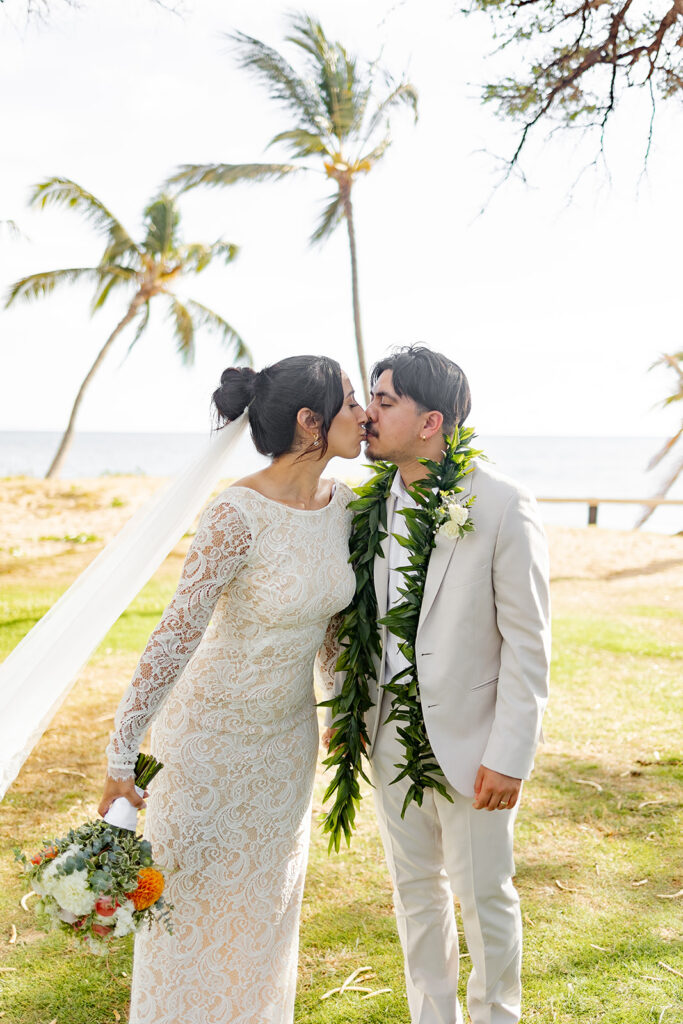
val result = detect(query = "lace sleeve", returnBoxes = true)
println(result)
[105,496,252,780]
[315,613,344,700]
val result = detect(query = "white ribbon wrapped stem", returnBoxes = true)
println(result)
[103,785,146,832]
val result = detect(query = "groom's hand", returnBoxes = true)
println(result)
[472,765,521,811]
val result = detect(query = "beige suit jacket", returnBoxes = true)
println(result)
[332,460,551,798]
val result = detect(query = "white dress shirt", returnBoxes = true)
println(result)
[384,471,419,686]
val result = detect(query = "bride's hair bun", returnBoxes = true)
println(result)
[212,366,257,424]
[212,355,343,459]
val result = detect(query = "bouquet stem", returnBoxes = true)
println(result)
[134,753,163,789]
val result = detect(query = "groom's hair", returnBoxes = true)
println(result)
[370,345,471,431]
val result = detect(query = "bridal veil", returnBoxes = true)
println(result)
[0,415,247,799]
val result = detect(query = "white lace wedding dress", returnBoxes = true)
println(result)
[106,482,355,1024]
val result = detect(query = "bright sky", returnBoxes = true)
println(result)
[1,0,682,438]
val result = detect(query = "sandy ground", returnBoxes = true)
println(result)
[1,476,682,605]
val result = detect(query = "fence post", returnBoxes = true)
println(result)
[588,504,598,526]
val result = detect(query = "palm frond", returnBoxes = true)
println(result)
[349,79,374,136]
[90,265,138,313]
[5,266,99,307]
[167,296,196,365]
[178,241,239,274]
[143,195,180,258]
[325,66,361,142]
[229,29,329,134]
[310,192,344,246]
[286,12,329,64]
[357,134,392,168]
[167,163,302,194]
[287,14,360,142]
[210,241,239,265]
[660,353,683,403]
[267,128,331,158]
[124,300,152,357]
[0,219,25,240]
[362,81,419,143]
[184,299,250,363]
[29,178,139,261]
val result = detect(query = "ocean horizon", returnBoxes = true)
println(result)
[1,430,681,534]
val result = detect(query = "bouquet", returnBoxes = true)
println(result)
[16,754,172,954]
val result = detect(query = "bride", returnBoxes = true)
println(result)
[98,355,366,1024]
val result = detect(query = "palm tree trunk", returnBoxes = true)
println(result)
[342,190,370,404]
[635,450,683,529]
[46,296,144,478]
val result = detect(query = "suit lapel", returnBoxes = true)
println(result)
[417,468,475,632]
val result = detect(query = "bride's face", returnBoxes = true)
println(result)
[325,372,367,459]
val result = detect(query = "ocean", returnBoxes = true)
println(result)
[1,430,681,534]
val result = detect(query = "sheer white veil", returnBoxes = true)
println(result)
[0,414,247,800]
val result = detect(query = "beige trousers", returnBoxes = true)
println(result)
[370,714,523,1024]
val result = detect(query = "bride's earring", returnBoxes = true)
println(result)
[313,434,321,448]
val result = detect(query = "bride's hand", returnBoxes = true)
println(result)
[98,775,147,818]
[320,727,367,752]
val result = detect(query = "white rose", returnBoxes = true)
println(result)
[439,519,461,539]
[447,503,469,527]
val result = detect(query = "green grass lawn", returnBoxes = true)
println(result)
[0,551,681,1023]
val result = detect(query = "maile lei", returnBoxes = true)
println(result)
[321,427,481,852]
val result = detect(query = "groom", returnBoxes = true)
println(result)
[328,345,550,1024]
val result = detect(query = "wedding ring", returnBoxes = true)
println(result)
[499,801,508,808]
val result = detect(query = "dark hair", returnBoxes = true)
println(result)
[370,344,471,431]
[212,356,344,459]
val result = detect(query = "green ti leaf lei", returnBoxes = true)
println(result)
[320,427,481,852]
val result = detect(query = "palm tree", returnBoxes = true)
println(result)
[6,178,248,478]
[637,352,683,529]
[168,13,418,403]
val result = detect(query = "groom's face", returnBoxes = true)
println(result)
[364,370,425,464]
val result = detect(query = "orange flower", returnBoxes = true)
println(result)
[127,868,164,910]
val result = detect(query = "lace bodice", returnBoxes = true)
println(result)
[106,481,354,780]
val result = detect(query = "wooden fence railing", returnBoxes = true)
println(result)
[536,497,683,526]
